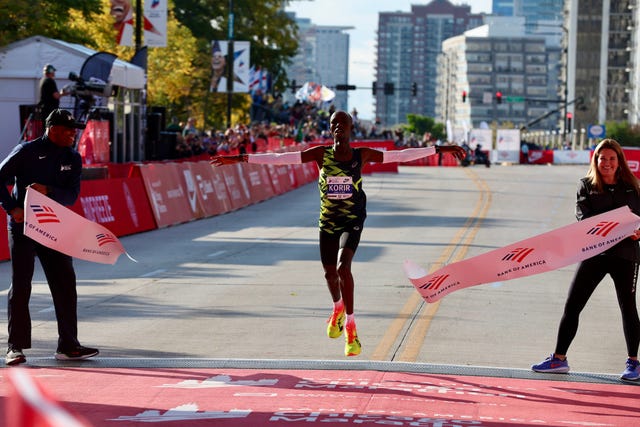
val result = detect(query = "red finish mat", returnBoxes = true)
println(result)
[2,367,639,426]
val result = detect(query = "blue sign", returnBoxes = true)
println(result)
[588,124,606,139]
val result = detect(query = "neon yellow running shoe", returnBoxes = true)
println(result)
[326,308,346,339]
[345,325,361,357]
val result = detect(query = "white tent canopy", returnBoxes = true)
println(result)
[0,35,145,159]
[0,35,144,88]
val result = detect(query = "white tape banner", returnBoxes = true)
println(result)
[405,206,640,303]
[24,188,134,265]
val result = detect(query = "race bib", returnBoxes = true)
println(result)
[327,176,353,200]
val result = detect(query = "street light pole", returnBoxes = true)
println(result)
[226,0,234,129]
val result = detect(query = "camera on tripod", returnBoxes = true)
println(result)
[63,72,115,98]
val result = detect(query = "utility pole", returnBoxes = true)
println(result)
[135,0,142,52]
[226,0,234,129]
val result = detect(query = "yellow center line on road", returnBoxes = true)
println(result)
[370,168,491,361]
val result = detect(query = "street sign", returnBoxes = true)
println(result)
[588,124,606,139]
[506,96,525,103]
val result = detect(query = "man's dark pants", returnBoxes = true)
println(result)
[8,227,79,351]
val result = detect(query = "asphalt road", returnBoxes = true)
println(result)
[0,163,633,376]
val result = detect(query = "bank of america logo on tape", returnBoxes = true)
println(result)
[587,221,619,237]
[96,233,117,246]
[30,204,60,223]
[419,274,449,290]
[502,247,534,263]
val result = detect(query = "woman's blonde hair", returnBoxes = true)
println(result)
[585,138,640,194]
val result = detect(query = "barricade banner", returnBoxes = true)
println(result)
[291,163,308,187]
[553,150,590,165]
[221,164,252,211]
[136,163,195,228]
[175,163,206,220]
[265,164,286,195]
[186,161,228,217]
[405,206,640,303]
[69,177,156,237]
[210,166,234,213]
[303,161,320,182]
[623,148,640,178]
[24,188,131,265]
[243,163,276,203]
[526,150,554,164]
[76,120,110,165]
[275,164,297,191]
[0,210,8,261]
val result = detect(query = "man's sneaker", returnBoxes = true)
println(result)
[5,348,26,366]
[531,354,570,373]
[620,358,640,381]
[54,345,99,361]
[327,308,346,339]
[344,324,361,357]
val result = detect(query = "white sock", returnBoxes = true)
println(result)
[346,313,355,328]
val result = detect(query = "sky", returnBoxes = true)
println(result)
[285,0,493,121]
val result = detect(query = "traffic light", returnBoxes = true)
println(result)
[496,91,502,104]
[566,112,572,133]
[384,82,394,95]
[291,80,296,94]
[462,90,467,103]
[372,81,377,95]
[411,82,417,96]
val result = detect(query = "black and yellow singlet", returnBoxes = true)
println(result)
[318,147,367,233]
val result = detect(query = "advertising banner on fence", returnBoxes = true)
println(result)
[496,129,520,163]
[137,163,195,228]
[69,177,157,237]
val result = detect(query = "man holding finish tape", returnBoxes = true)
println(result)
[211,110,465,357]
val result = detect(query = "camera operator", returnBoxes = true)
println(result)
[38,65,67,127]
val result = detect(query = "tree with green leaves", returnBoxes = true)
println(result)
[605,121,640,147]
[404,114,446,142]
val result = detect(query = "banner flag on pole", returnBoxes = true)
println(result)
[23,188,135,265]
[404,206,640,303]
[144,0,167,47]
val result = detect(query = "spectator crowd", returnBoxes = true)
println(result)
[159,97,435,160]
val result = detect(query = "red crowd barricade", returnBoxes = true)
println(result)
[185,161,226,217]
[136,163,197,228]
[69,177,157,237]
[220,163,253,211]
[1,143,470,264]
[243,163,276,203]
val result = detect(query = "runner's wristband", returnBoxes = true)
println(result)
[382,146,437,163]
[247,152,302,165]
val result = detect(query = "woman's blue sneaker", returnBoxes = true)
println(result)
[620,358,640,381]
[531,354,570,373]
